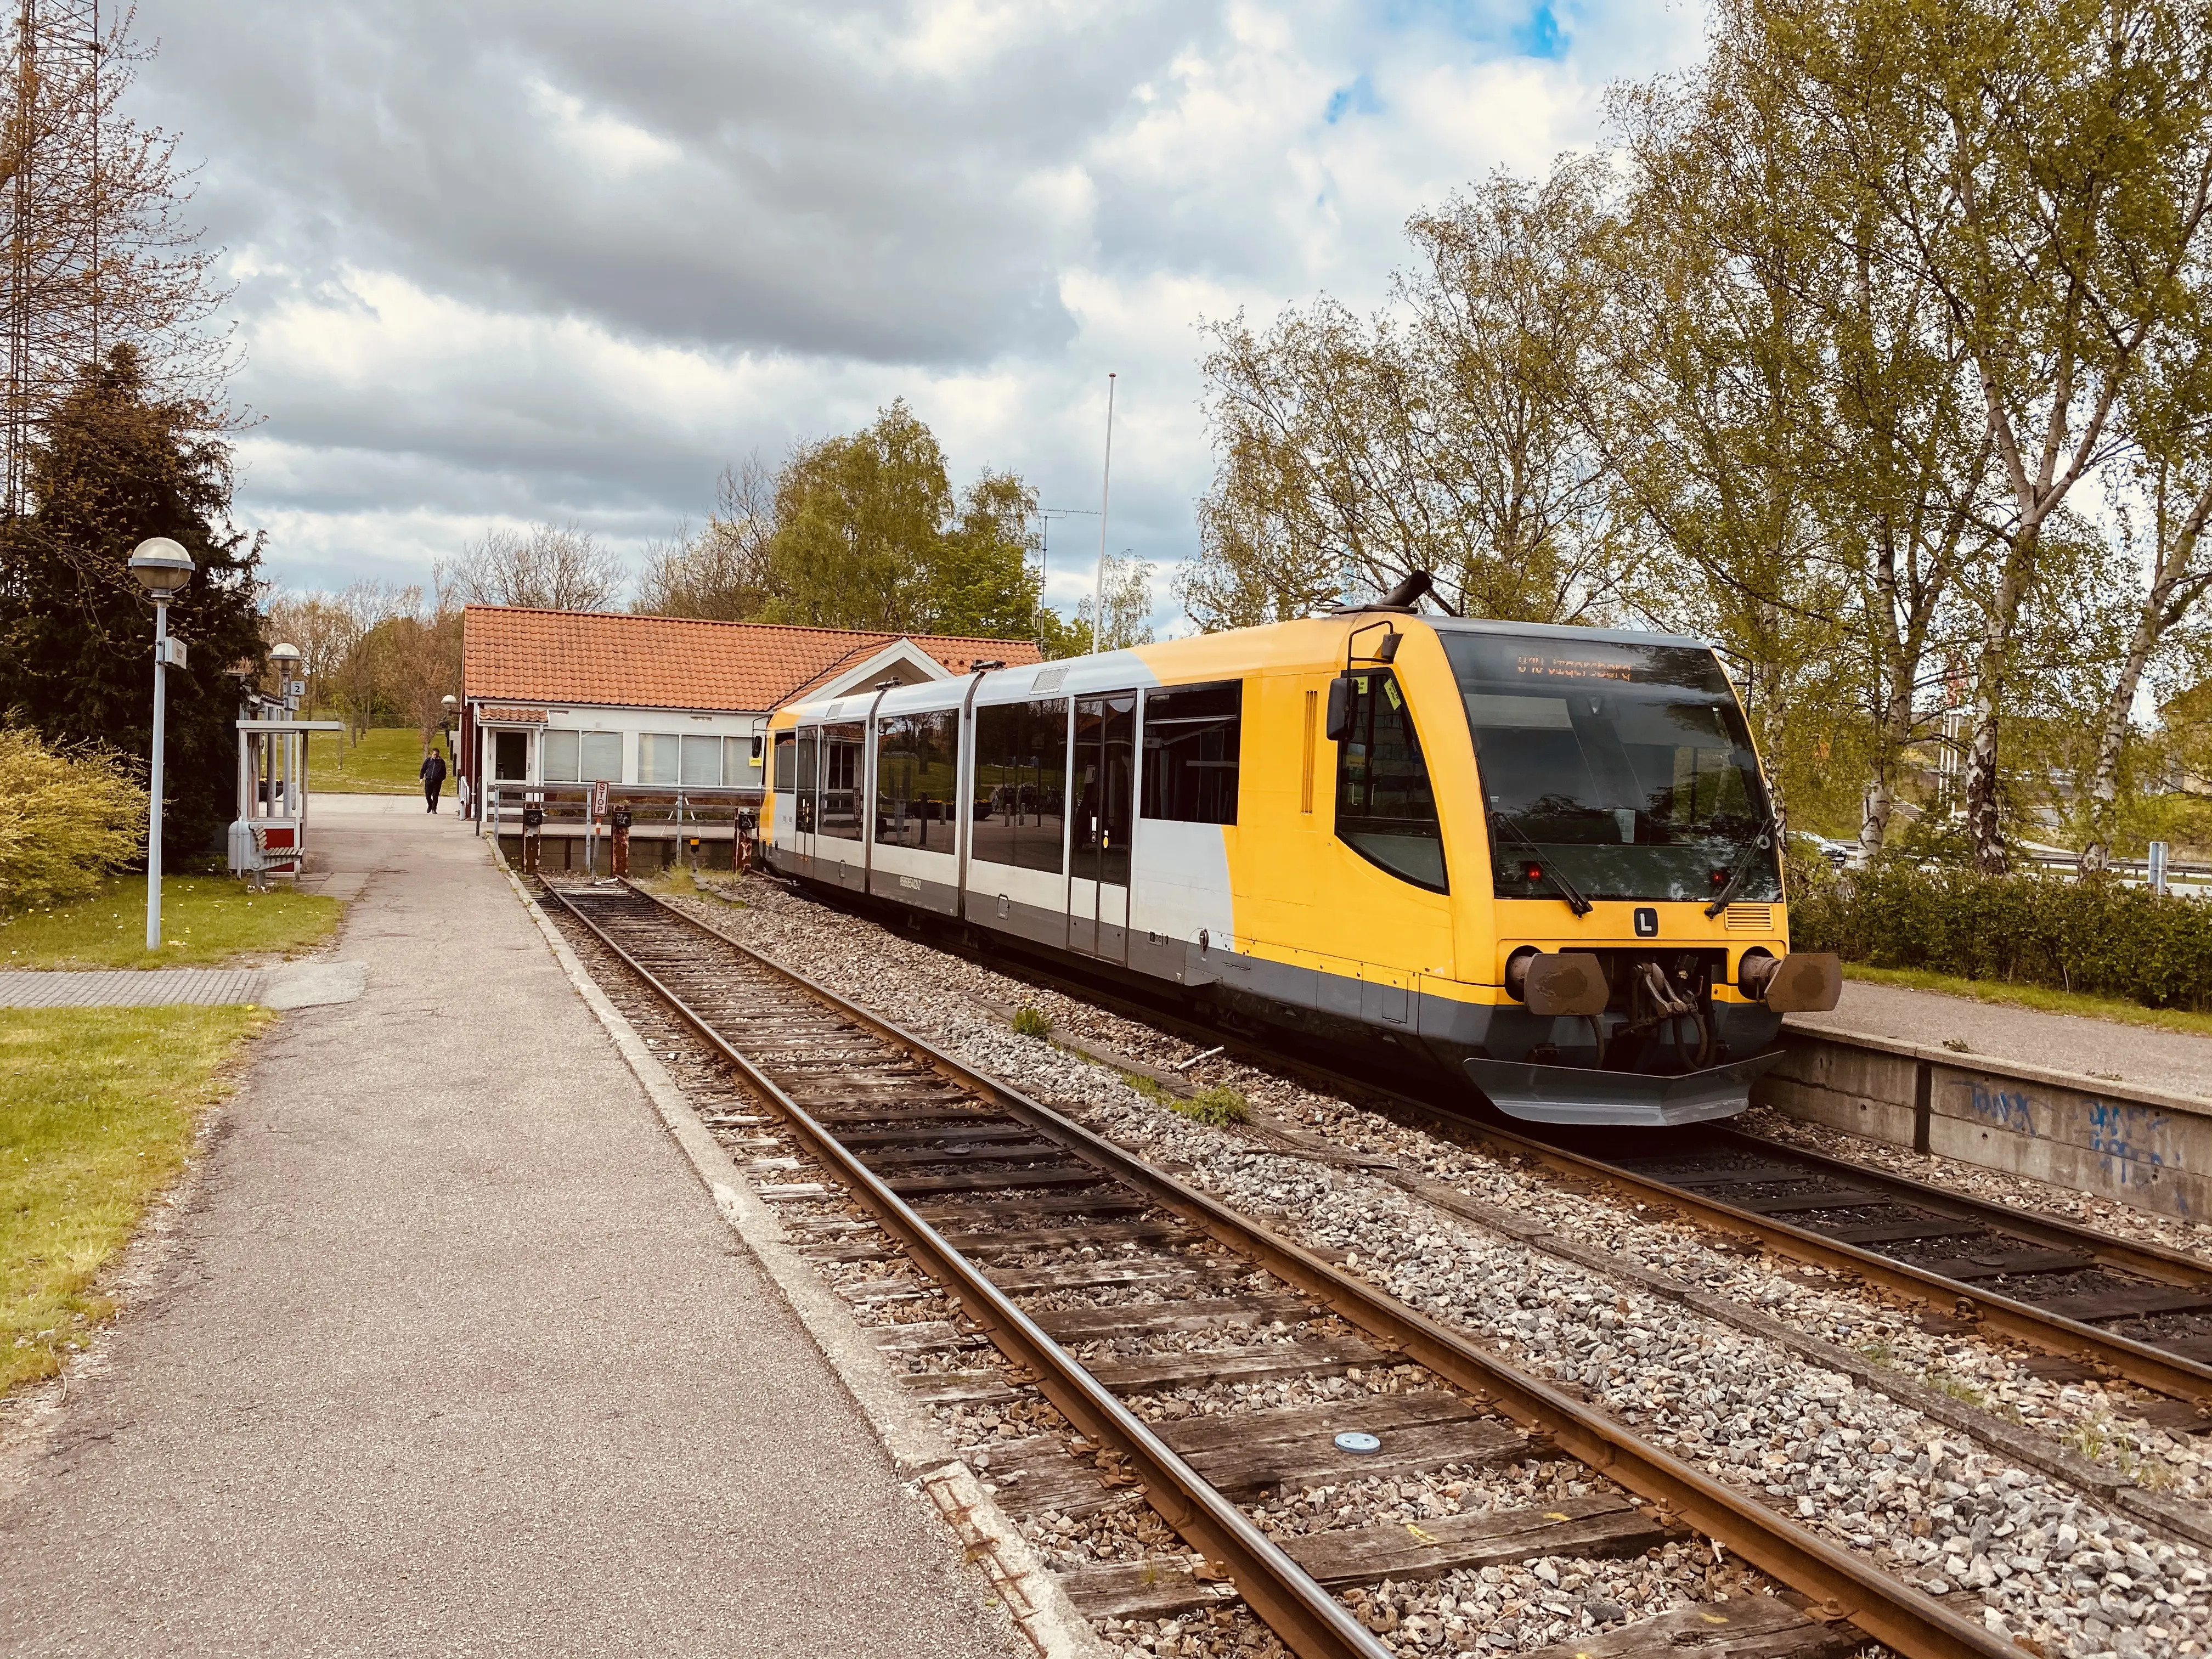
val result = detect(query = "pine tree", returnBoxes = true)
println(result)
[0,345,264,858]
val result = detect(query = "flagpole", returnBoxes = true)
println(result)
[1090,373,1116,653]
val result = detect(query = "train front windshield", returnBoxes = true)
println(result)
[1441,633,1780,905]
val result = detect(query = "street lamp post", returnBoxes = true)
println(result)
[128,537,195,952]
[440,694,460,820]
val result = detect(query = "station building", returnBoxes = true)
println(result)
[458,605,1042,865]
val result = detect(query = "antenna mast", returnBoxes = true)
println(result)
[3,0,105,518]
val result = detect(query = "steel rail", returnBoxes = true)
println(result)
[544,884,1392,1659]
[1463,1121,2212,1405]
[1695,1125,2212,1286]
[574,882,2018,1659]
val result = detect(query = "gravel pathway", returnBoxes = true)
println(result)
[663,876,2212,1659]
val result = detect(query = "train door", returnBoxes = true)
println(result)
[793,726,820,871]
[816,721,866,886]
[1069,692,1135,960]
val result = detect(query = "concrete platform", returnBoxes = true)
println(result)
[1798,978,2212,1105]
[0,795,1022,1657]
[1762,979,2212,1223]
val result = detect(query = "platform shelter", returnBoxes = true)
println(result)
[228,684,345,883]
[459,606,1042,871]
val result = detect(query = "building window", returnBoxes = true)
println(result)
[680,734,721,786]
[546,731,622,783]
[876,710,958,851]
[773,731,795,789]
[544,730,581,782]
[751,735,764,765]
[818,721,864,841]
[493,730,529,782]
[973,699,1067,873]
[1335,670,1447,892]
[726,736,759,782]
[580,731,622,783]
[640,733,680,785]
[1141,680,1240,825]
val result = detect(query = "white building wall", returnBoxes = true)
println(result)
[523,703,769,788]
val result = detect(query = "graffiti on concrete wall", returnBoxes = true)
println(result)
[1955,1080,2039,1137]
[1938,1073,2189,1214]
[2085,1098,2181,1205]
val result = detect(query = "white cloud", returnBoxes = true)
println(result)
[129,0,1711,634]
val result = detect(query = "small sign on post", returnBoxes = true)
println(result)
[284,679,306,697]
[593,780,608,820]
[2148,839,2170,896]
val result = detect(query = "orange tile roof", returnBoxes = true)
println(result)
[461,606,1043,713]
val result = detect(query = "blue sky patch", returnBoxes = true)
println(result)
[1512,3,1567,58]
[1384,1,1572,59]
[1324,74,1384,124]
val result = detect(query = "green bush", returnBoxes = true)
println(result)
[1011,1006,1052,1039]
[1791,860,2212,1011]
[0,726,145,918]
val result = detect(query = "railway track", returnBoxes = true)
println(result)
[545,878,2019,1659]
[820,893,2212,1420]
[1535,1128,2212,1421]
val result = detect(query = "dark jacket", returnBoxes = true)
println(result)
[420,753,447,785]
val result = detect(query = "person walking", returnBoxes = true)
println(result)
[420,747,448,814]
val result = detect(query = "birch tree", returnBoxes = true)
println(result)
[1598,54,1849,833]
[1771,0,2212,870]
[1186,164,1633,628]
[2082,333,2212,865]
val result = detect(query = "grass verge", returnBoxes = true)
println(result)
[0,874,342,969]
[312,725,452,795]
[1841,963,2212,1040]
[3,1005,271,1395]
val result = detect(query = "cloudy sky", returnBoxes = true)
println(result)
[130,0,1706,631]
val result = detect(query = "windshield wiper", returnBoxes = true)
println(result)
[1703,816,1778,917]
[1489,808,1593,917]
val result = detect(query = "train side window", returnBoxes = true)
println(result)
[1140,680,1240,825]
[1334,670,1447,892]
[973,698,1068,873]
[876,710,958,851]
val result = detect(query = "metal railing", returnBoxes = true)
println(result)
[481,783,763,873]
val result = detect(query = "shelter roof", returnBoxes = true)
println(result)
[461,606,1042,713]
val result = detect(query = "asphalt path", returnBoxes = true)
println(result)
[0,798,1021,1658]
[1796,977,2212,1103]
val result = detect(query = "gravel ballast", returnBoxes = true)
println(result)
[652,876,2212,1659]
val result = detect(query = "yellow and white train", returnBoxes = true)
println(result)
[764,579,1839,1127]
